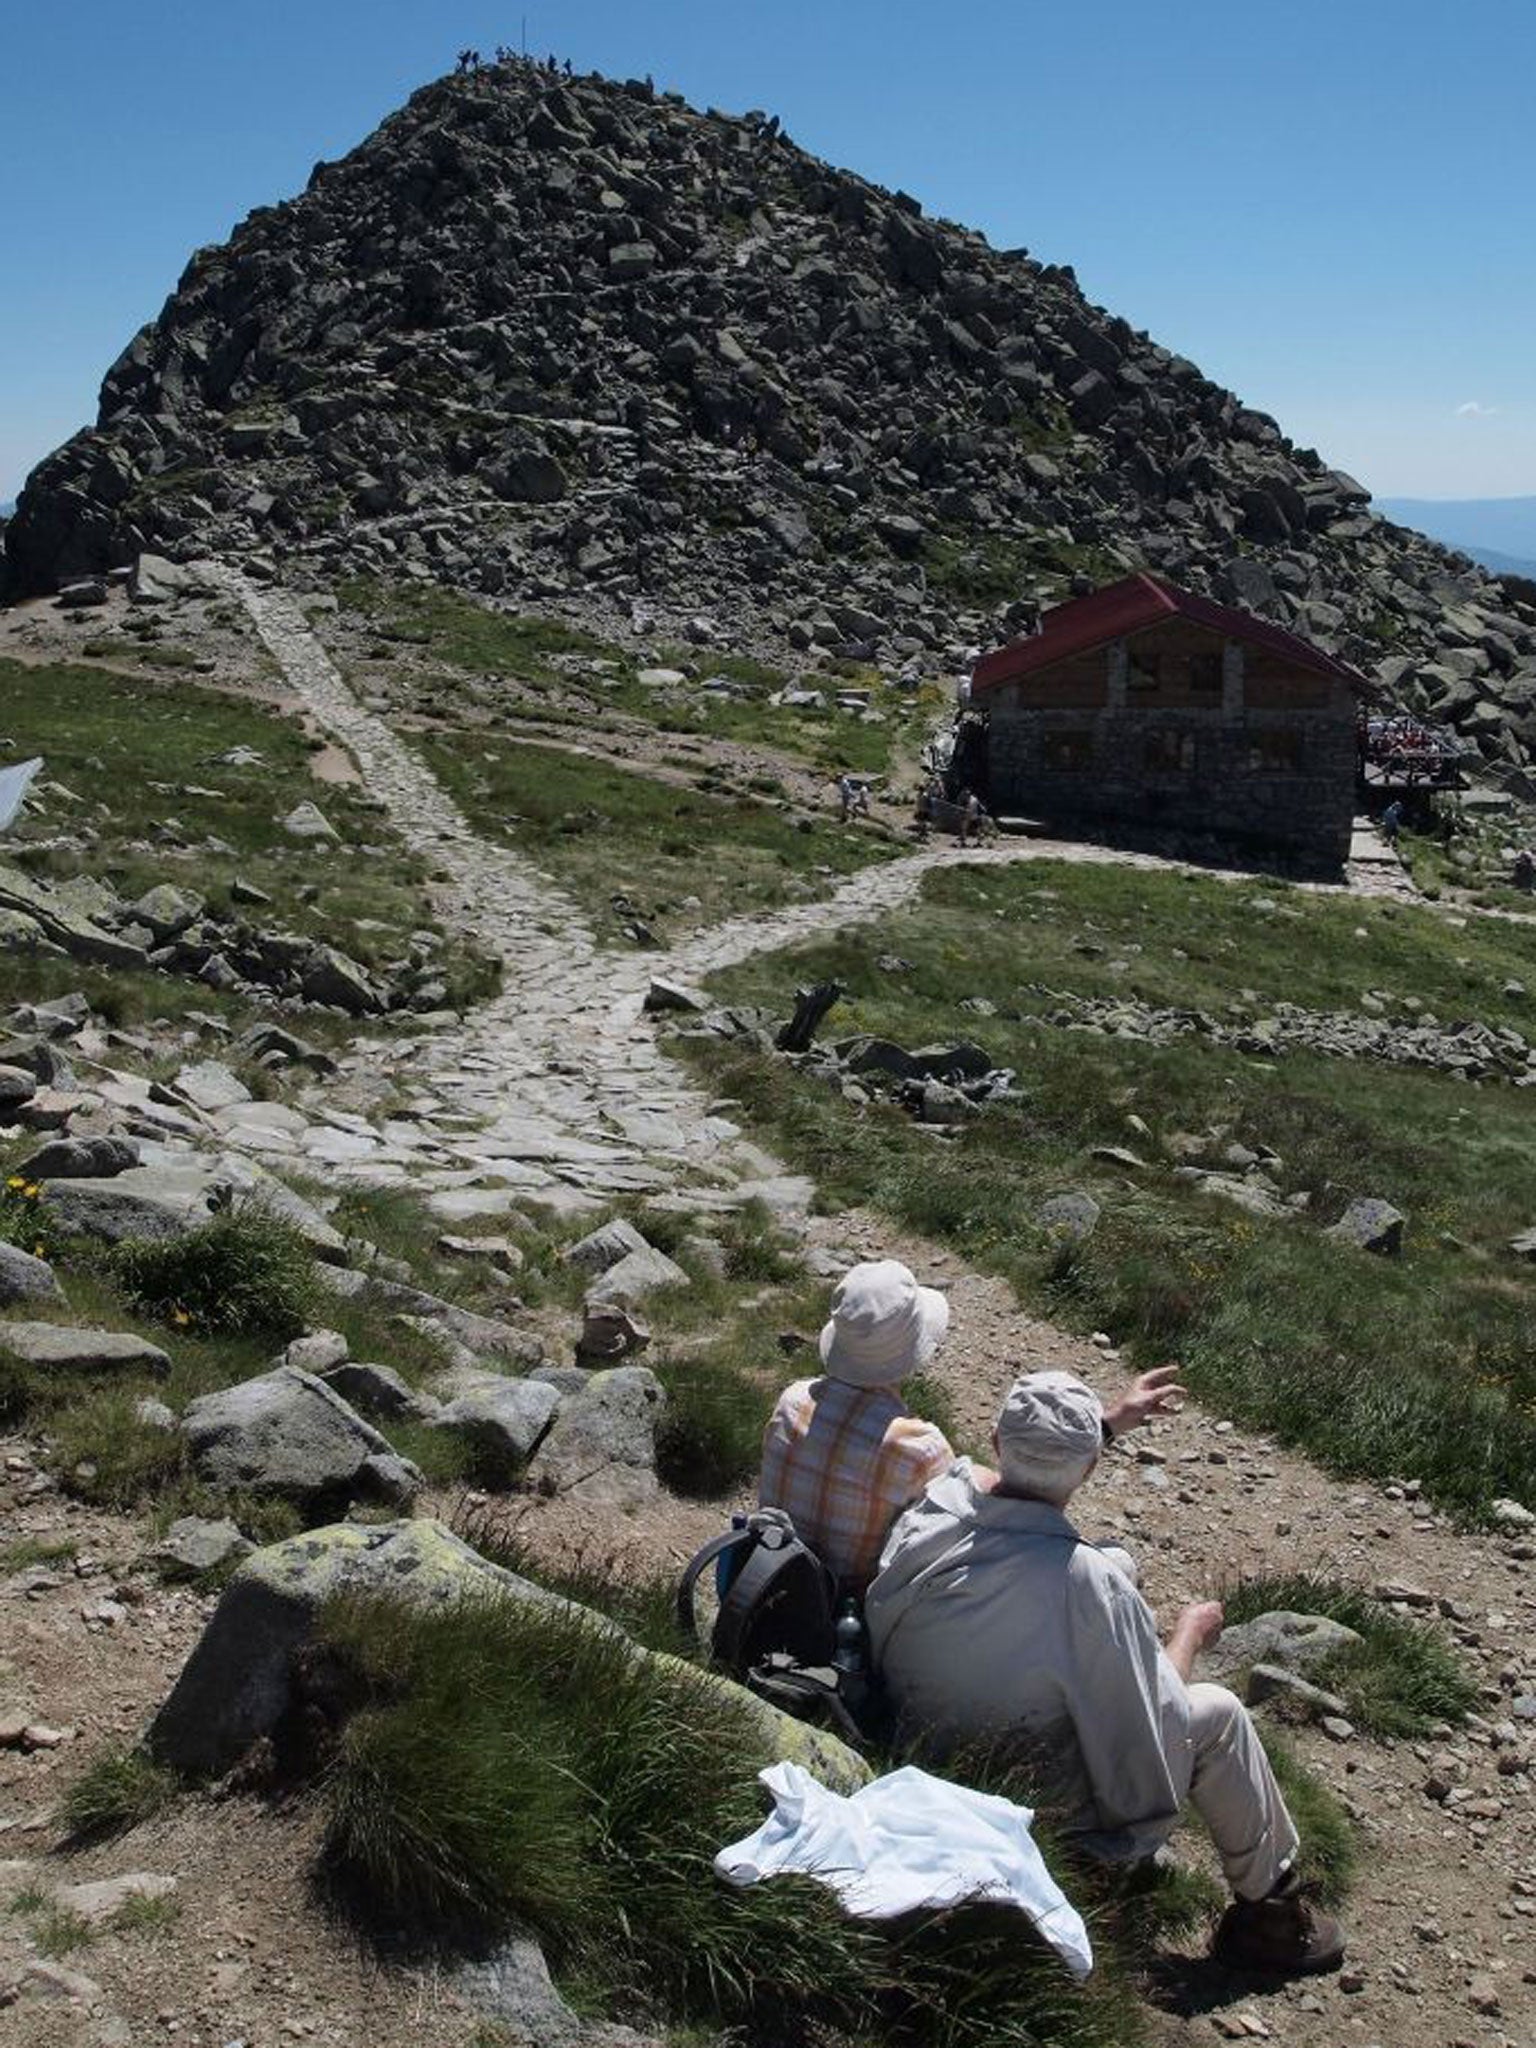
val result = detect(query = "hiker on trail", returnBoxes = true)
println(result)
[957,786,986,847]
[1381,799,1403,847]
[866,1370,1346,1977]
[837,773,870,823]
[759,1260,958,1591]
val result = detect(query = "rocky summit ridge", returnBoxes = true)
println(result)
[6,55,1536,773]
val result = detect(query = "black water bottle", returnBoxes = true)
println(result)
[833,1595,866,1681]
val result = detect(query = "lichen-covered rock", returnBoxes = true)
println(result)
[148,1518,869,1793]
[1201,1610,1363,1686]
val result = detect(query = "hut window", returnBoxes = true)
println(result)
[1128,650,1162,694]
[1042,731,1094,771]
[1144,731,1197,774]
[1189,652,1223,694]
[1248,730,1303,773]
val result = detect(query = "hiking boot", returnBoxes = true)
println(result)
[1212,1879,1346,1976]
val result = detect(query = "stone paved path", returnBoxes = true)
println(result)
[220,575,1424,1218]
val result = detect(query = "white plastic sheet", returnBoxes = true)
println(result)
[715,1761,1093,1979]
[0,757,43,833]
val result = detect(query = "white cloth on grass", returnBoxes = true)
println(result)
[0,757,43,833]
[714,1760,1093,1979]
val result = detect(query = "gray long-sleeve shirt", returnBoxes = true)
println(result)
[865,1462,1195,1862]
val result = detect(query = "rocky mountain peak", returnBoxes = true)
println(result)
[5,55,1536,772]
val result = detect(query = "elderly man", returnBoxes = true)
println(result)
[761,1260,1181,1592]
[866,1370,1345,1976]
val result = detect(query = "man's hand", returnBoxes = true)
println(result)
[1103,1363,1186,1439]
[1165,1599,1224,1682]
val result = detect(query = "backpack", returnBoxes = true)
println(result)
[676,1509,875,1742]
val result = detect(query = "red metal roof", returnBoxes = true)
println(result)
[970,574,1367,694]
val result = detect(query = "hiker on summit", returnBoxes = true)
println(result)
[866,1370,1347,1976]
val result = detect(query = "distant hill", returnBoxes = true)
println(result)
[1378,496,1536,578]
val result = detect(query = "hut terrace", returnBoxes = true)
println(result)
[971,575,1366,870]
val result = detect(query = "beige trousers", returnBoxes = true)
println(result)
[1186,1682,1300,1900]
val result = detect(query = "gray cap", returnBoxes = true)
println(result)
[996,1370,1103,1494]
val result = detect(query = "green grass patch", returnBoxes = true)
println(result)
[111,1201,319,1340]
[1263,1734,1355,1907]
[0,656,496,1026]
[1223,1574,1476,1737]
[335,577,934,777]
[30,1904,94,1957]
[0,1534,76,1575]
[315,1588,1150,2047]
[59,1745,178,1843]
[415,731,899,942]
[650,1347,767,1499]
[673,857,1536,1517]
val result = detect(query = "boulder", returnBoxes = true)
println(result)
[0,863,147,970]
[585,1244,690,1307]
[299,944,384,1015]
[427,1375,561,1474]
[1036,1191,1101,1242]
[180,1366,423,1513]
[1201,1610,1363,1686]
[0,1063,38,1111]
[147,1520,868,1792]
[131,885,205,940]
[281,800,340,843]
[173,1060,252,1113]
[15,1135,138,1181]
[0,1242,64,1307]
[1326,1197,1405,1255]
[524,1365,664,1506]
[575,1303,651,1362]
[564,1217,651,1274]
[322,1359,441,1424]
[151,1517,253,1579]
[38,1168,217,1245]
[0,1321,170,1378]
[279,1329,349,1374]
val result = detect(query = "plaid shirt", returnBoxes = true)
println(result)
[759,1376,955,1590]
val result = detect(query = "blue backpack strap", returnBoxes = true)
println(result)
[675,1526,757,1645]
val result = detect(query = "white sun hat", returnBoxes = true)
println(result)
[818,1259,950,1390]
[996,1371,1103,1495]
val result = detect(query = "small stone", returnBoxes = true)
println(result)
[281,800,340,843]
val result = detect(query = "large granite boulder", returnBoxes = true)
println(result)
[180,1366,422,1513]
[524,1365,664,1506]
[0,1320,170,1377]
[427,1375,561,1476]
[147,1519,868,1793]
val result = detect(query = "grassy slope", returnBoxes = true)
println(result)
[676,857,1536,1516]
[415,729,899,942]
[336,576,938,777]
[0,657,496,1024]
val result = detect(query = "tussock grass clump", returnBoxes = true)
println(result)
[317,1591,1146,2046]
[651,1347,768,1498]
[111,1201,318,1340]
[1263,1735,1355,1906]
[60,1745,178,1843]
[1223,1573,1476,1738]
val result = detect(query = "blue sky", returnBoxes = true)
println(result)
[2,0,1532,506]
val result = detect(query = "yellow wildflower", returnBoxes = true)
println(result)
[172,1308,192,1327]
[6,1175,23,1190]
[23,1184,40,1199]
